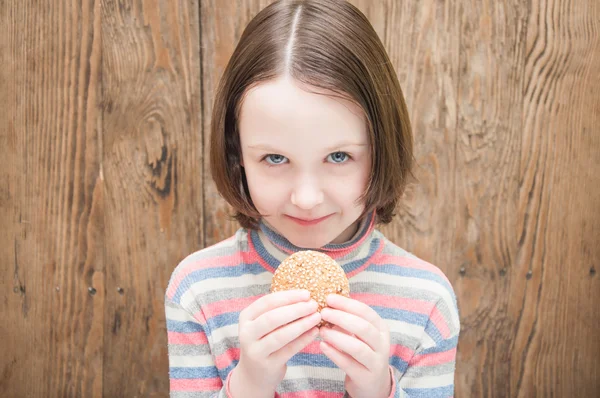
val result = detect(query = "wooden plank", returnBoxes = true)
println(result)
[0,1,105,397]
[513,0,600,395]
[100,0,203,396]
[451,0,528,396]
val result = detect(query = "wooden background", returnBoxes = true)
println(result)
[1,0,598,396]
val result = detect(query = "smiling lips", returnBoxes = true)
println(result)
[286,214,333,226]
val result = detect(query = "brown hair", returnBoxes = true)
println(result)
[210,0,414,230]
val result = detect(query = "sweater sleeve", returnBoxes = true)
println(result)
[166,295,234,398]
[391,296,460,398]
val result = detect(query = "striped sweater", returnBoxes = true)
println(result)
[165,212,460,397]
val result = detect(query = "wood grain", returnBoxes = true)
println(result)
[0,1,105,397]
[453,0,529,395]
[512,0,600,395]
[100,0,203,396]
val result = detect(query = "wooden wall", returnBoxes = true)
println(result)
[1,0,598,396]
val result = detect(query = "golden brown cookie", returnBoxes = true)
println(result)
[270,250,350,326]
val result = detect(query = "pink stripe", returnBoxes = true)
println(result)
[352,292,452,339]
[390,344,415,363]
[280,391,344,398]
[375,253,449,281]
[201,295,263,319]
[409,347,457,367]
[300,340,323,354]
[168,331,208,345]
[215,347,240,369]
[166,251,243,298]
[170,377,222,391]
[351,293,433,315]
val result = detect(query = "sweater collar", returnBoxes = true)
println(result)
[248,211,383,276]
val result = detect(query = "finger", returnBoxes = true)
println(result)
[242,290,310,322]
[320,326,378,371]
[326,294,383,329]
[321,308,380,352]
[271,326,319,364]
[251,300,318,340]
[258,311,322,355]
[320,341,365,381]
[331,324,354,337]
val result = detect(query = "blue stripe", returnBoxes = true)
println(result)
[206,312,240,332]
[250,231,281,269]
[167,319,205,334]
[403,384,454,397]
[289,352,337,368]
[170,366,218,379]
[390,355,409,373]
[373,305,429,326]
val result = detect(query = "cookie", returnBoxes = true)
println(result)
[270,250,350,326]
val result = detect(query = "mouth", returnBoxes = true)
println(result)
[285,214,333,226]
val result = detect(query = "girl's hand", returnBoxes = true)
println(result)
[231,290,322,397]
[319,294,393,398]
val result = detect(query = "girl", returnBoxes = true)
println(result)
[165,1,460,397]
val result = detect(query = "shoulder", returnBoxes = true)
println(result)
[165,228,248,305]
[371,231,460,337]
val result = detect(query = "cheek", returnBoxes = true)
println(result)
[341,162,370,192]
[244,169,288,210]
[325,174,368,206]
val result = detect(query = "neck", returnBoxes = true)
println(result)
[247,211,384,276]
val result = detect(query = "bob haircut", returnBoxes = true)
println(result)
[210,0,414,230]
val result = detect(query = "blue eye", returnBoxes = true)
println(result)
[327,151,350,163]
[264,154,288,165]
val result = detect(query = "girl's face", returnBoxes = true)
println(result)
[239,76,371,249]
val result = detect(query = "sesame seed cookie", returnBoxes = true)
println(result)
[270,250,350,326]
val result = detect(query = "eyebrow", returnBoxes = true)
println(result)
[246,142,368,152]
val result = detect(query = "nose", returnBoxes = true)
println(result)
[290,174,324,210]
